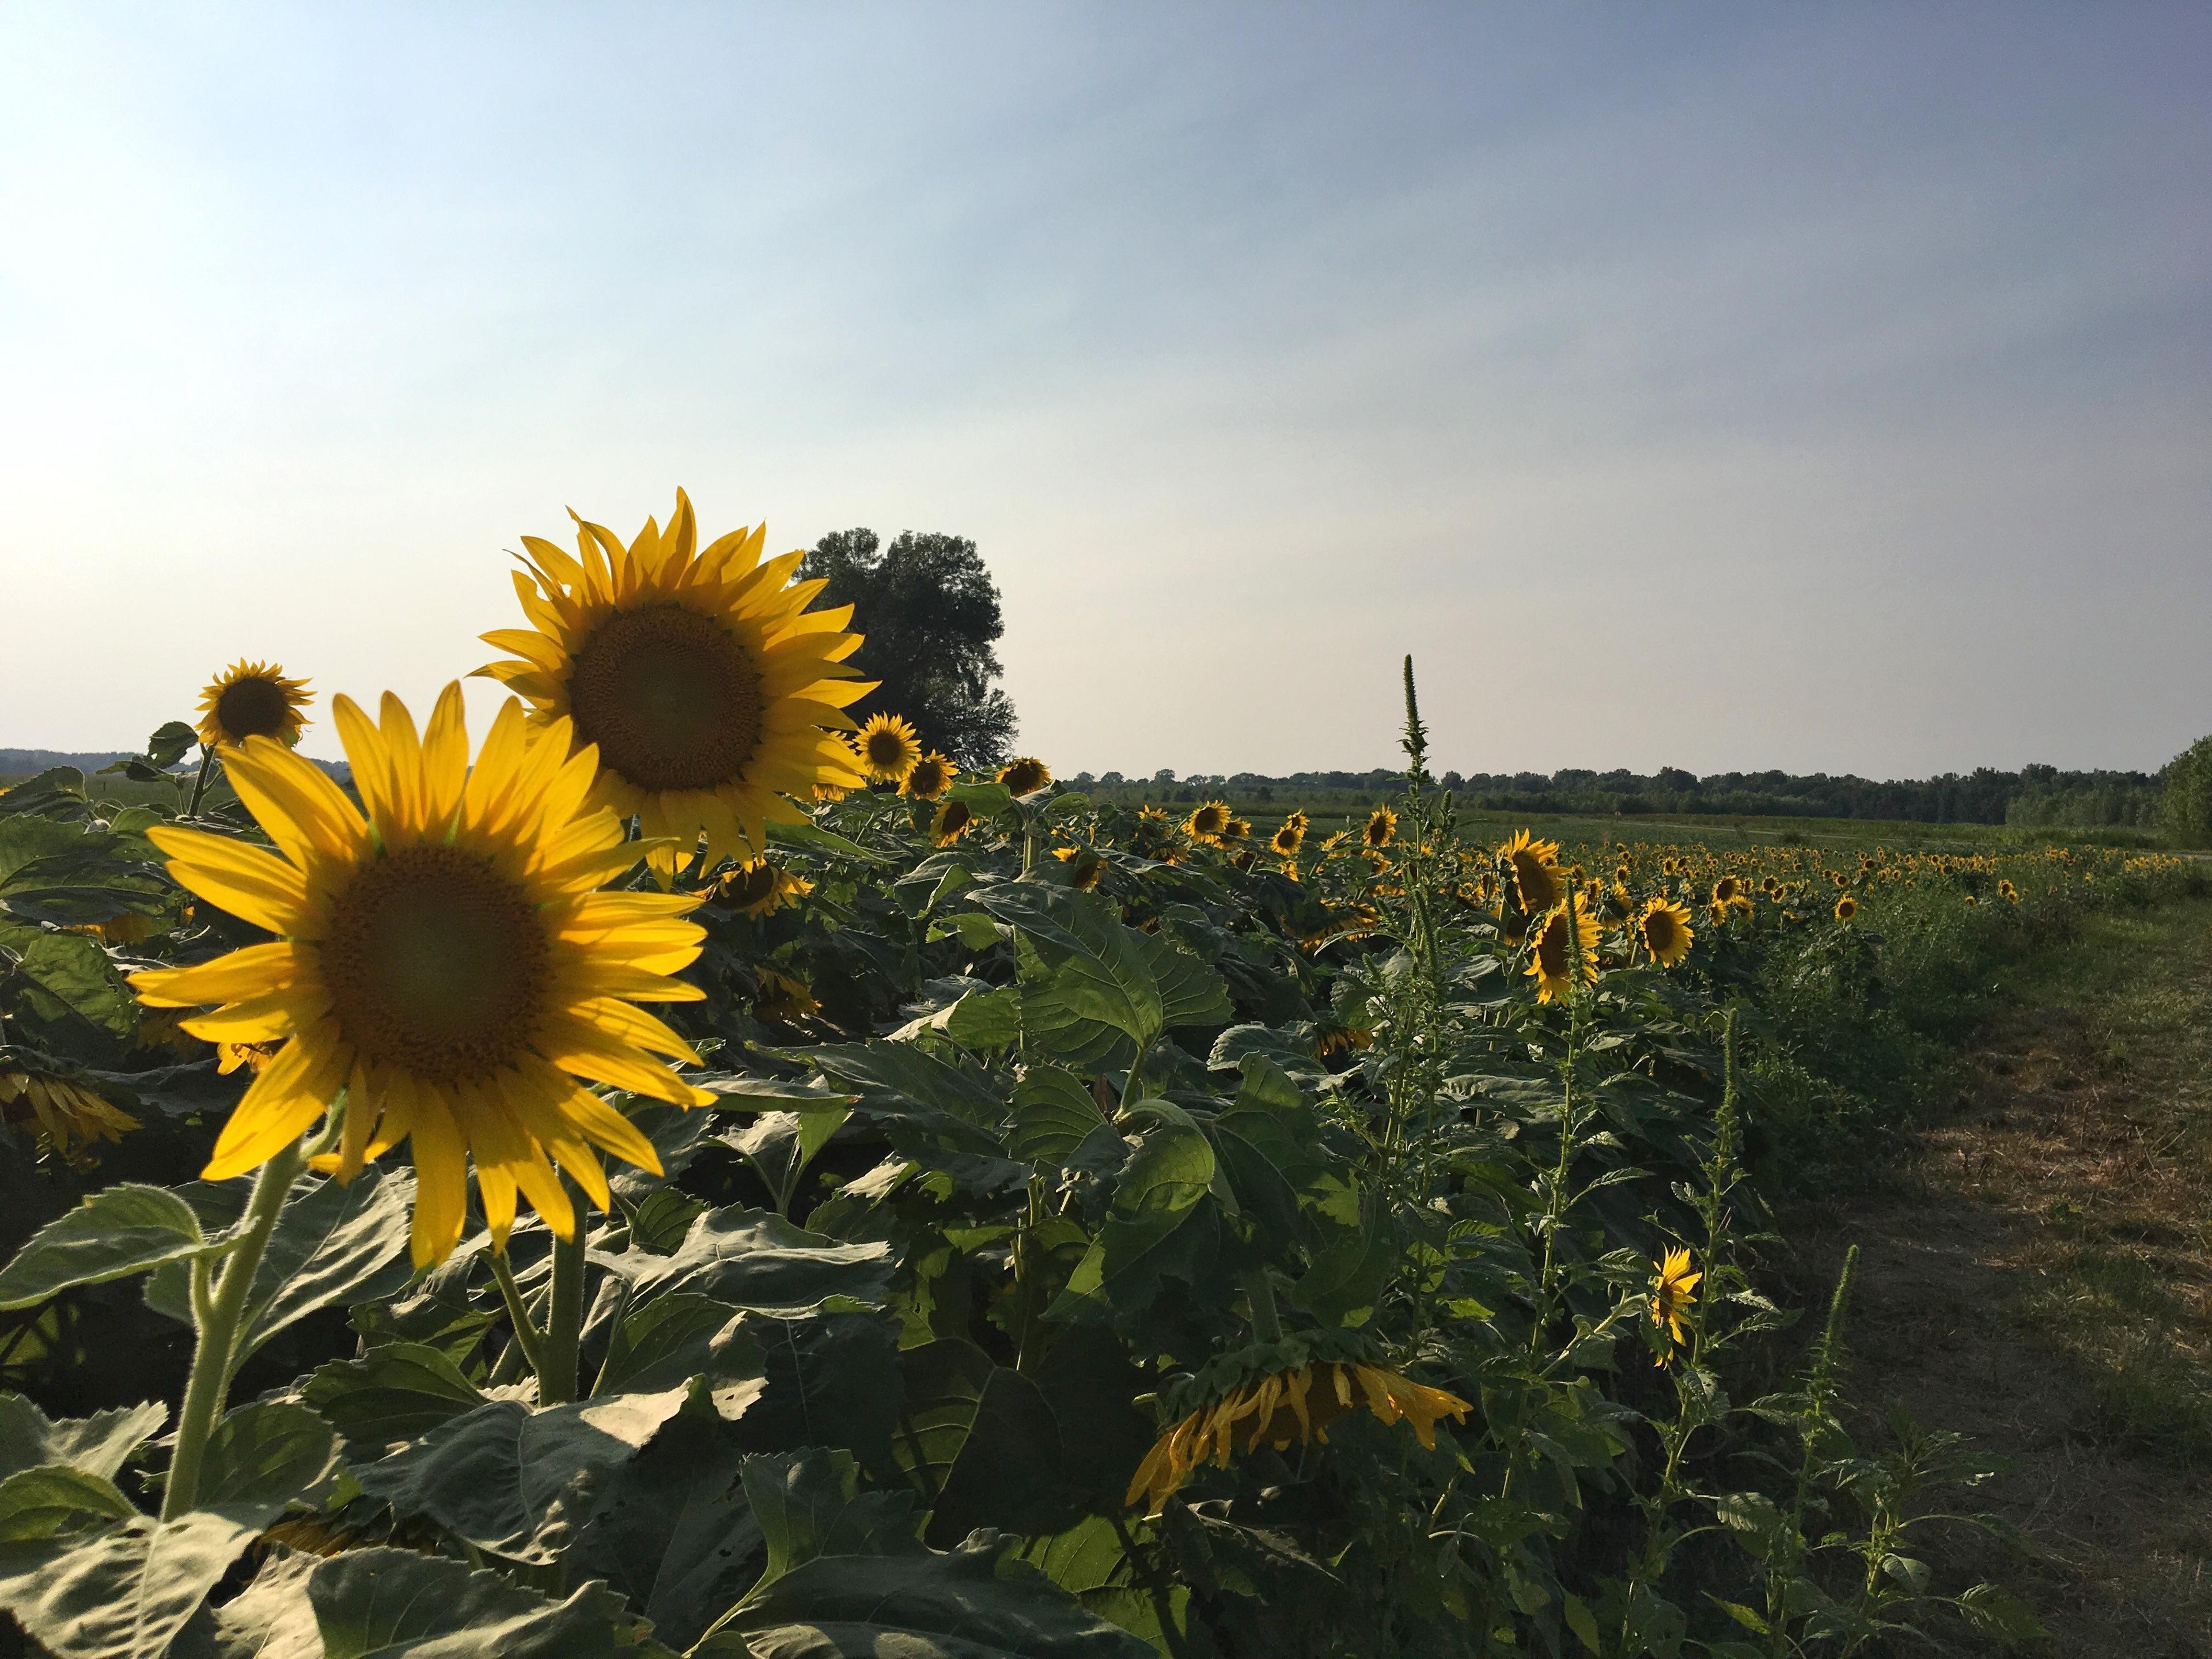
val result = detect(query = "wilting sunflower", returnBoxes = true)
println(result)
[1502,830,1563,914]
[1638,896,1694,967]
[1185,801,1231,845]
[476,490,870,871]
[130,685,715,1267]
[1363,805,1397,850]
[1127,1363,1469,1517]
[998,756,1052,796]
[1053,845,1105,891]
[0,1070,138,1163]
[1833,894,1858,921]
[1527,902,1600,1004]
[753,964,819,1024]
[1651,1247,1702,1361]
[904,752,955,801]
[196,660,312,750]
[714,858,812,918]
[855,713,922,786]
[930,799,974,846]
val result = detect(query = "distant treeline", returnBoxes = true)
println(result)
[1075,763,2165,828]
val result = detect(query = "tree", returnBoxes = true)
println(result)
[800,528,1017,769]
[2160,734,2212,847]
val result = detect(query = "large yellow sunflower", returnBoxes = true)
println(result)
[1270,816,1305,858]
[1527,901,1599,1004]
[1185,801,1231,846]
[998,756,1052,797]
[1637,896,1694,967]
[1502,829,1563,915]
[856,713,921,787]
[476,490,870,871]
[1651,1246,1702,1359]
[130,685,715,1267]
[904,752,955,801]
[196,660,312,750]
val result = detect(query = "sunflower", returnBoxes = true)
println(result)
[217,1040,280,1075]
[1651,1247,1701,1359]
[1502,830,1563,914]
[714,858,813,918]
[1526,902,1599,1004]
[1637,897,1694,967]
[476,490,870,872]
[196,660,312,750]
[1185,801,1232,846]
[1053,845,1105,891]
[1271,819,1305,858]
[1711,876,1740,906]
[1126,1363,1469,1517]
[998,757,1052,797]
[1833,894,1857,922]
[0,1070,139,1163]
[754,964,819,1024]
[73,912,160,945]
[1224,816,1252,843]
[1363,805,1397,850]
[855,713,922,787]
[129,685,715,1267]
[904,752,955,801]
[930,799,974,846]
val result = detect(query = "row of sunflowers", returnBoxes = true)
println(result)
[0,493,2191,1658]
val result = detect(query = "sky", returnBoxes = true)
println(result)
[2,3,2207,780]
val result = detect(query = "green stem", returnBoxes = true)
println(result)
[1241,1266,1283,1343]
[539,1184,588,1405]
[161,1135,307,1520]
[489,1247,550,1382]
[184,745,218,818]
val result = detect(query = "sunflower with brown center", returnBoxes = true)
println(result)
[1501,829,1563,914]
[1833,894,1857,921]
[998,757,1051,796]
[1363,805,1397,850]
[130,685,715,1267]
[1185,801,1232,846]
[197,660,312,750]
[904,752,955,800]
[856,713,922,786]
[1637,896,1694,966]
[1527,901,1600,1003]
[931,799,974,846]
[476,490,870,872]
[714,858,813,918]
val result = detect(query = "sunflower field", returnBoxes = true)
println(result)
[0,496,2195,1659]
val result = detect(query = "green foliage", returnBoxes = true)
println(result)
[2159,733,2212,847]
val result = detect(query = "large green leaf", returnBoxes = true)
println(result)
[895,1340,1075,1546]
[719,1109,853,1218]
[738,1447,923,1599]
[733,1312,904,1476]
[195,1401,340,1528]
[562,1399,766,1653]
[0,838,172,928]
[302,1342,487,1455]
[0,817,84,886]
[0,1395,166,1483]
[804,1041,1009,1154]
[351,1388,687,1563]
[1018,1516,1188,1656]
[307,1547,639,1657]
[592,1291,766,1411]
[602,1206,893,1316]
[0,919,139,1047]
[149,1167,416,1363]
[1048,1121,1216,1321]
[1005,1066,1105,1165]
[0,1184,221,1311]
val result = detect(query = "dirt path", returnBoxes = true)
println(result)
[1788,895,2212,1656]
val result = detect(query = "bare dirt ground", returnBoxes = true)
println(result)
[1787,895,2212,1656]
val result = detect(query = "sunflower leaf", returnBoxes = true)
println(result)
[304,1546,639,1658]
[0,1397,167,1486]
[0,1184,221,1311]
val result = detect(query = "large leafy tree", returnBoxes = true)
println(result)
[800,529,1018,769]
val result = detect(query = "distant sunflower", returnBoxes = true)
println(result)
[1527,902,1599,1004]
[715,858,813,918]
[0,1070,138,1164]
[1833,894,1857,922]
[1271,817,1305,858]
[1126,1363,1469,1518]
[855,713,922,786]
[1711,876,1741,906]
[476,489,870,870]
[904,752,955,801]
[753,964,819,1024]
[1185,801,1232,846]
[1054,845,1105,891]
[1651,1246,1701,1361]
[1998,878,2018,904]
[196,660,312,750]
[1363,805,1397,850]
[130,685,715,1267]
[998,757,1052,796]
[931,799,974,846]
[1638,896,1694,967]
[1502,830,1563,914]
[1225,816,1252,843]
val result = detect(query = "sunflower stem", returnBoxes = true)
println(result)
[184,744,218,818]
[489,1247,551,1384]
[161,1132,307,1521]
[1241,1266,1283,1344]
[539,1187,588,1405]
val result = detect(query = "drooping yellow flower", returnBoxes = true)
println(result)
[476,490,870,871]
[1637,897,1694,967]
[856,713,922,787]
[1502,830,1563,915]
[998,757,1052,796]
[1126,1363,1469,1517]
[1652,1247,1701,1358]
[753,964,819,1024]
[1527,902,1599,1004]
[1363,805,1397,850]
[904,752,955,801]
[72,912,160,946]
[714,858,813,918]
[1185,801,1231,845]
[1052,844,1105,891]
[0,1071,139,1163]
[130,685,715,1267]
[930,798,974,846]
[196,660,312,751]
[1833,894,1857,921]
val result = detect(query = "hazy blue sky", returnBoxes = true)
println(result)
[3,4,2206,777]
